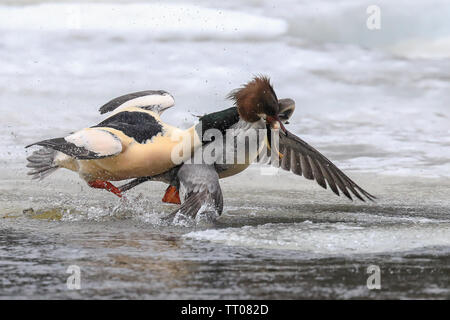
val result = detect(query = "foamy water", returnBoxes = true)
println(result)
[185,222,450,255]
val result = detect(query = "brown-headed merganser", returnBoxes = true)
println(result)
[117,76,375,222]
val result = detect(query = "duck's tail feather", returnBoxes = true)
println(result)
[26,147,59,180]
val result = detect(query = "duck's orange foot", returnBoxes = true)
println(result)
[162,185,181,204]
[88,180,122,198]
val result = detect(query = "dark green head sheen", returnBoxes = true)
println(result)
[195,107,240,138]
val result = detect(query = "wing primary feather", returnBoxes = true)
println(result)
[308,156,327,189]
[27,165,57,176]
[318,162,340,196]
[300,154,314,180]
[324,162,375,202]
[280,146,291,171]
[359,187,377,201]
[344,181,365,202]
[277,130,375,202]
[327,167,353,200]
[27,138,102,159]
[290,151,302,175]
[176,190,208,218]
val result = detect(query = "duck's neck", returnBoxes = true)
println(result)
[194,106,240,137]
[231,118,265,131]
[194,106,265,136]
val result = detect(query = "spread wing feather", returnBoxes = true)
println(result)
[99,90,175,115]
[26,128,122,160]
[262,130,375,201]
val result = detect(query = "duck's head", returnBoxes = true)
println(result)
[277,98,295,124]
[227,75,287,134]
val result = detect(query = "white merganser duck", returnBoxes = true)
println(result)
[117,76,375,221]
[26,90,202,197]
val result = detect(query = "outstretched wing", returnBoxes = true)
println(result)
[171,164,223,219]
[99,90,175,115]
[262,129,376,202]
[26,128,122,160]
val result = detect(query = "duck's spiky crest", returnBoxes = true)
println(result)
[227,75,277,122]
